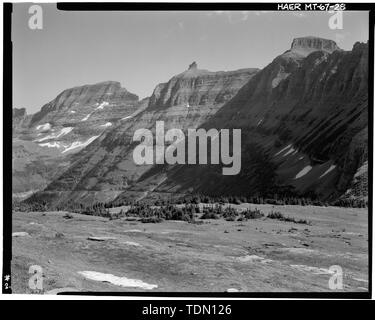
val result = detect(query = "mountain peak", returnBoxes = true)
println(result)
[290,36,340,56]
[188,61,198,70]
[13,107,27,117]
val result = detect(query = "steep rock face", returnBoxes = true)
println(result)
[338,127,368,200]
[133,38,368,201]
[18,81,139,154]
[29,81,138,126]
[149,63,258,109]
[13,107,27,122]
[27,65,258,206]
[290,36,340,57]
[13,81,140,196]
[13,108,31,133]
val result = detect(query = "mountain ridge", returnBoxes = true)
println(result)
[17,37,368,207]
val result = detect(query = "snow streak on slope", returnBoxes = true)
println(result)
[62,136,99,153]
[319,165,336,179]
[81,113,92,122]
[295,166,313,179]
[274,144,292,157]
[36,127,74,142]
[78,271,157,289]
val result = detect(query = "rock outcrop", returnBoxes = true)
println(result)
[290,36,340,57]
[149,63,258,109]
[13,108,31,133]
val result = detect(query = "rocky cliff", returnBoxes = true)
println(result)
[24,64,258,206]
[13,108,31,133]
[290,36,340,57]
[149,62,258,109]
[12,81,140,196]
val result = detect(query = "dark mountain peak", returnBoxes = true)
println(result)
[13,107,27,118]
[352,41,368,53]
[290,36,340,56]
[188,61,198,70]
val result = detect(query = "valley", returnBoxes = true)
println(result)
[12,204,368,293]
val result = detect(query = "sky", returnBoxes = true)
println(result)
[12,4,369,113]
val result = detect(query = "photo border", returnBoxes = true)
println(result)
[3,2,373,299]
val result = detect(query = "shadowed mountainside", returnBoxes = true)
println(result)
[137,38,368,202]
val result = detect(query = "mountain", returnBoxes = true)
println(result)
[23,37,368,207]
[12,81,140,197]
[137,37,367,202]
[24,65,259,206]
[149,61,258,109]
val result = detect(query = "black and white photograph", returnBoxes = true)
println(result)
[3,2,372,300]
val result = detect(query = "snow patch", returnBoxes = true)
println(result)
[274,144,292,157]
[283,147,296,157]
[36,123,51,132]
[290,264,334,275]
[100,122,112,127]
[78,271,157,289]
[227,288,240,293]
[121,115,133,121]
[237,255,273,264]
[271,70,290,88]
[60,127,74,136]
[12,232,30,237]
[294,165,313,179]
[62,136,99,153]
[330,65,338,74]
[39,142,61,149]
[70,110,76,114]
[123,241,141,247]
[81,113,92,121]
[319,165,336,179]
[354,161,368,178]
[36,127,74,142]
[96,101,109,110]
[283,247,315,254]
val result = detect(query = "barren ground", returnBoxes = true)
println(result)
[11,204,368,294]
